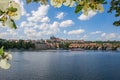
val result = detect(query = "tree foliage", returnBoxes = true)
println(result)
[108,0,120,26]
[0,39,35,50]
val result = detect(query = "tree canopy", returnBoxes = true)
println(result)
[108,0,120,26]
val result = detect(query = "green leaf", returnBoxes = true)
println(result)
[26,0,32,4]
[8,7,17,12]
[0,46,4,56]
[115,14,120,17]
[0,10,4,16]
[75,5,83,13]
[98,0,104,3]
[33,0,41,3]
[89,4,94,9]
[5,19,17,29]
[113,20,120,26]
[26,0,41,4]
[11,19,17,29]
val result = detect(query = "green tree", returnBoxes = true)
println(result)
[108,0,120,26]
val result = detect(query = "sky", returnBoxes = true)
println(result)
[0,0,120,41]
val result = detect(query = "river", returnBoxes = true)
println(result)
[0,50,120,80]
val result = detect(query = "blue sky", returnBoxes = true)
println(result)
[0,0,120,41]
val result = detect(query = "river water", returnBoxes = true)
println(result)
[0,50,120,80]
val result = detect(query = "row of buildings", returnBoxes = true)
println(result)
[7,36,120,50]
[8,36,84,50]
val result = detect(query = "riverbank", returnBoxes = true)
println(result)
[4,48,120,52]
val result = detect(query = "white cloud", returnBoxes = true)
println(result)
[109,33,116,39]
[20,21,27,27]
[24,28,36,35]
[60,20,74,27]
[47,21,60,35]
[56,12,64,19]
[63,30,67,34]
[68,29,85,35]
[101,33,117,40]
[15,0,27,16]
[0,27,22,39]
[27,5,50,23]
[39,23,49,30]
[82,35,88,39]
[20,4,50,31]
[91,31,102,34]
[37,22,59,32]
[78,10,97,21]
[101,33,106,37]
[77,34,88,40]
[18,4,62,39]
[32,5,49,17]
[26,13,30,17]
[40,17,50,23]
[23,21,60,39]
[20,21,36,28]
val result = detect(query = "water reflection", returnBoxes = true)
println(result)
[0,51,120,80]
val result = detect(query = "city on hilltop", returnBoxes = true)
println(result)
[0,36,120,51]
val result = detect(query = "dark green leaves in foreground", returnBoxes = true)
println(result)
[8,7,17,12]
[26,0,42,4]
[26,0,48,5]
[5,19,17,29]
[108,0,120,26]
[113,20,120,27]
[0,10,4,16]
[26,0,32,4]
[75,5,83,13]
[11,20,17,29]
[0,46,4,56]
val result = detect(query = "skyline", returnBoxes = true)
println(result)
[0,0,120,41]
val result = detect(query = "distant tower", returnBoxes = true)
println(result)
[50,35,56,40]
